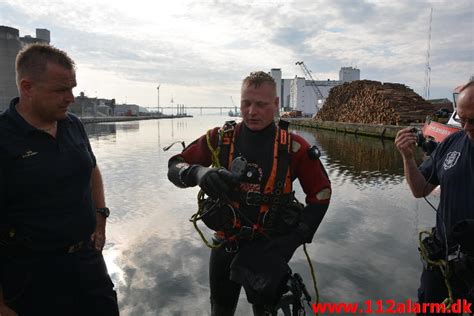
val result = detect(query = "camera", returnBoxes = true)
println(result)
[230,156,248,181]
[411,128,438,155]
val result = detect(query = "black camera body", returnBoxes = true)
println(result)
[230,156,248,181]
[411,128,438,155]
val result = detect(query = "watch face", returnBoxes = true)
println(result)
[97,207,110,217]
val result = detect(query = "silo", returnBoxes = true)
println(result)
[36,28,50,43]
[0,26,21,111]
[270,68,282,110]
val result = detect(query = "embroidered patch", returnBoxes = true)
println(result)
[291,140,301,153]
[316,188,331,200]
[443,151,461,170]
[21,150,38,159]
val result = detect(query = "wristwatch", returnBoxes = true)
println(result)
[96,207,110,218]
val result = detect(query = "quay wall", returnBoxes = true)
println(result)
[284,118,410,140]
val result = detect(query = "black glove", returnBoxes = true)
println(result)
[192,166,237,200]
[295,203,329,243]
[266,233,304,262]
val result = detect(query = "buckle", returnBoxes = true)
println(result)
[245,192,261,206]
[67,241,84,254]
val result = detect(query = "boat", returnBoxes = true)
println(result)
[228,106,240,117]
[421,86,462,143]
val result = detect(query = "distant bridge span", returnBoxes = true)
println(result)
[146,106,237,115]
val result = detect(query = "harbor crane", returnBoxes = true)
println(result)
[295,61,324,112]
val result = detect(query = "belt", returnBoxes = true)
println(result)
[232,191,294,206]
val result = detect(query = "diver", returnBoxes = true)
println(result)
[168,71,331,315]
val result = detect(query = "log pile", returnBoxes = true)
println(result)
[314,80,434,125]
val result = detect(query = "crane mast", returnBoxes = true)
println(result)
[423,8,433,100]
[295,61,324,112]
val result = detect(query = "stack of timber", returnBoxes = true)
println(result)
[314,80,434,125]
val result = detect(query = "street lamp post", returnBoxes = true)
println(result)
[157,84,161,114]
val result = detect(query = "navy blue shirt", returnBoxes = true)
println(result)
[0,98,97,251]
[419,131,474,241]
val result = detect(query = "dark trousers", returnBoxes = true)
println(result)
[0,243,119,316]
[209,245,280,316]
[417,266,473,316]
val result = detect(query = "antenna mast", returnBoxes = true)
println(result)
[424,8,433,100]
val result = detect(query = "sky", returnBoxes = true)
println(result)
[1,0,473,108]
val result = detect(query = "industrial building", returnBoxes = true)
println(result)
[270,66,360,116]
[71,92,116,117]
[0,25,50,112]
[339,67,360,83]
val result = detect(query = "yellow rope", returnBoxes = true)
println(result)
[188,190,221,249]
[206,129,221,168]
[189,129,224,248]
[418,230,454,308]
[303,244,319,315]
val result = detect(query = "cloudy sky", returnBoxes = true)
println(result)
[1,0,472,108]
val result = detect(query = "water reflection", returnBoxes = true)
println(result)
[87,117,436,316]
[293,128,424,189]
[84,122,117,138]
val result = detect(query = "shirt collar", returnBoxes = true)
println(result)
[5,97,36,135]
[5,97,73,135]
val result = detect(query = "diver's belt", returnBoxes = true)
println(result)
[232,191,294,206]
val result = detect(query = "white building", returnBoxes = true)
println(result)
[270,66,360,116]
[289,78,344,116]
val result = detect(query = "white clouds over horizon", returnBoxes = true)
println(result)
[1,0,472,107]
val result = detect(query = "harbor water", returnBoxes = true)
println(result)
[85,115,438,316]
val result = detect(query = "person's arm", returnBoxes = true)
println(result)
[90,165,107,251]
[268,135,332,261]
[167,128,237,200]
[395,128,437,197]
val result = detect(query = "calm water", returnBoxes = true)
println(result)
[85,116,438,316]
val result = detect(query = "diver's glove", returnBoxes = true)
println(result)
[191,166,237,200]
[266,233,304,262]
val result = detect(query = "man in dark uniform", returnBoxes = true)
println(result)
[168,71,331,315]
[0,44,119,316]
[395,81,474,315]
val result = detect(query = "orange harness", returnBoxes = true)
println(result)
[210,121,294,246]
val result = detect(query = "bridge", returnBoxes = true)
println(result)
[146,106,238,115]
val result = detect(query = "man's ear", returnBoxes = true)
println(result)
[19,78,34,98]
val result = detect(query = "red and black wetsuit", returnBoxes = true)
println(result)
[168,121,331,314]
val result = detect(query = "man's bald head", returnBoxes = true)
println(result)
[456,80,474,140]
